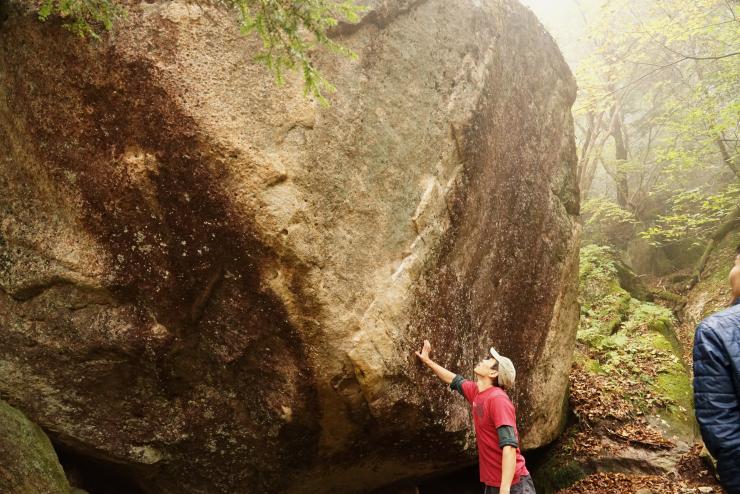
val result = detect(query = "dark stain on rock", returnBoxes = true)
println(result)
[331,0,432,36]
[0,13,320,494]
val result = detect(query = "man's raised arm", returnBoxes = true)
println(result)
[415,339,456,384]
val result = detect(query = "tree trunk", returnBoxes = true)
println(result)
[716,134,739,178]
[611,114,630,208]
[688,204,740,289]
[578,107,617,200]
[577,112,598,196]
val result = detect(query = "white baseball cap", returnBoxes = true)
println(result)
[490,347,516,389]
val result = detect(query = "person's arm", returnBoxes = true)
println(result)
[415,340,455,384]
[488,397,521,493]
[499,445,517,494]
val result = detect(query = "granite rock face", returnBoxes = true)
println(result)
[0,0,580,492]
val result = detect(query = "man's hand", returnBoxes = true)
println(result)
[415,339,431,362]
[414,339,455,384]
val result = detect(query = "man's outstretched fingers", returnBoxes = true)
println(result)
[415,340,429,361]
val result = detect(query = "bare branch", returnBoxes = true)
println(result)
[669,51,740,61]
[725,0,737,21]
[574,52,737,112]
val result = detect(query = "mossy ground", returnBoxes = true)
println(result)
[576,246,693,433]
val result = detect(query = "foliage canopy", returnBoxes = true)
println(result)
[573,0,739,253]
[36,0,363,103]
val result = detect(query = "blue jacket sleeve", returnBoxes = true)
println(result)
[693,322,740,468]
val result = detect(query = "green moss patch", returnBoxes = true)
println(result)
[576,245,692,430]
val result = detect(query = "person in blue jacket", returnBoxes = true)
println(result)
[693,246,740,494]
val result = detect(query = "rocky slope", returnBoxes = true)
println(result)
[534,245,721,494]
[535,247,687,489]
[675,229,740,362]
[0,0,580,492]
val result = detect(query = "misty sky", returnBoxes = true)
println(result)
[517,0,587,70]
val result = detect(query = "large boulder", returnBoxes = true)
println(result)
[0,0,580,492]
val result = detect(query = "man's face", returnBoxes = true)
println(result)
[474,356,499,379]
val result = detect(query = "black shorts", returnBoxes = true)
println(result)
[484,475,536,494]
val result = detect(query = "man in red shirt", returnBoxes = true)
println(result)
[415,340,535,494]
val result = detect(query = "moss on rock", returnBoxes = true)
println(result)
[653,360,694,437]
[578,247,633,339]
[0,399,71,494]
[534,456,586,493]
[576,246,694,439]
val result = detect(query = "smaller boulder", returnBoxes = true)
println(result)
[0,399,72,494]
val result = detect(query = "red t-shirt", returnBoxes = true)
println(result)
[460,380,529,487]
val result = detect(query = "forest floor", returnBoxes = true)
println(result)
[539,246,727,494]
[557,266,724,494]
[556,365,723,493]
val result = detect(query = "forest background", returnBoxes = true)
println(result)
[522,0,739,280]
[515,2,739,492]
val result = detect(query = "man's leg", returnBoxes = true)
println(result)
[522,475,537,493]
[510,475,536,494]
